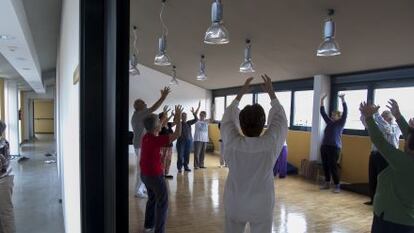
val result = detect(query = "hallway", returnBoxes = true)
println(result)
[12,135,64,233]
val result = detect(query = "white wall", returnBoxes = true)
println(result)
[4,80,19,155]
[310,74,330,161]
[129,65,212,152]
[56,0,80,232]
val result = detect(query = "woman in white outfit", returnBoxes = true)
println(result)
[221,75,288,233]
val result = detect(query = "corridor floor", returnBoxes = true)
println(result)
[12,135,64,233]
[129,153,373,233]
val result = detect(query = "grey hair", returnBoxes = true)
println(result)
[0,121,6,135]
[143,114,160,131]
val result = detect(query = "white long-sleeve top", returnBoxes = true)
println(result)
[361,113,402,151]
[193,120,209,142]
[221,98,288,222]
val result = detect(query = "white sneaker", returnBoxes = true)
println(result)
[332,185,341,193]
[143,228,153,233]
[135,192,148,198]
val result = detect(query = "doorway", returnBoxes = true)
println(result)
[33,99,55,136]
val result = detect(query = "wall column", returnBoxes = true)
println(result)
[309,74,331,161]
[4,80,20,156]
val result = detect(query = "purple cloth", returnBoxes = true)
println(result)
[274,145,288,177]
[320,102,348,148]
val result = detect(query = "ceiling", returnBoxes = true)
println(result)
[131,0,414,90]
[0,0,60,91]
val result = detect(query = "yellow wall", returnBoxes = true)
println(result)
[34,100,54,133]
[209,124,221,152]
[208,124,311,169]
[340,135,371,183]
[208,123,407,183]
[340,135,405,183]
[286,130,311,168]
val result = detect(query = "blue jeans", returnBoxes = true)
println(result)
[141,175,169,233]
[176,139,192,170]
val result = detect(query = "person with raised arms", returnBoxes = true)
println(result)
[359,100,414,233]
[221,75,288,233]
[131,87,170,198]
[140,105,183,233]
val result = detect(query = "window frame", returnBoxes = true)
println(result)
[331,66,414,136]
[211,78,314,131]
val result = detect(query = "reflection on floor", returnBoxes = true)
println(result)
[12,134,64,233]
[129,153,372,233]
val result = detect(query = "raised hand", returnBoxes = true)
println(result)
[386,99,402,119]
[163,105,171,115]
[174,105,184,124]
[161,87,171,98]
[260,74,276,100]
[236,77,254,101]
[191,101,201,115]
[338,93,346,102]
[320,94,328,105]
[409,118,414,128]
[359,101,380,118]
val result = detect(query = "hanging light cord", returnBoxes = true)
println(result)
[160,2,168,36]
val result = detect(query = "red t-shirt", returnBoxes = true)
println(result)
[140,133,170,176]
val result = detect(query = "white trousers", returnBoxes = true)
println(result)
[225,216,272,233]
[135,149,147,194]
[0,175,15,233]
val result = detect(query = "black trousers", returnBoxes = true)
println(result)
[320,145,340,185]
[368,151,389,202]
[141,175,169,233]
[372,213,414,233]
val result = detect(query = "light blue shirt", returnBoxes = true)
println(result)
[361,113,402,151]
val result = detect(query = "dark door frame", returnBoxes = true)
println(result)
[80,0,129,232]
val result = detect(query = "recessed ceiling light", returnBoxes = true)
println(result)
[22,68,31,70]
[0,35,15,40]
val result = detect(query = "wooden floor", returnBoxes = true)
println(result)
[129,153,373,233]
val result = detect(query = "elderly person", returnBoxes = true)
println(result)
[0,121,15,233]
[320,94,348,193]
[176,102,200,173]
[360,100,414,233]
[361,110,402,205]
[140,105,183,233]
[131,87,170,198]
[158,112,174,179]
[193,110,209,169]
[221,75,288,233]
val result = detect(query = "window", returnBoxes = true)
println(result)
[337,89,368,130]
[226,95,236,107]
[374,87,414,120]
[226,94,253,109]
[258,91,292,125]
[239,93,253,110]
[257,93,272,121]
[214,97,225,121]
[293,90,314,127]
[277,91,292,126]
